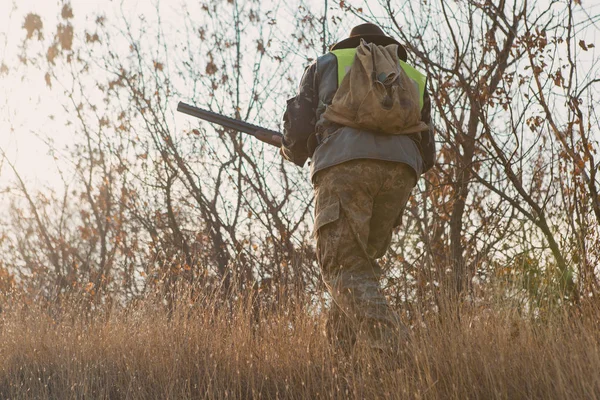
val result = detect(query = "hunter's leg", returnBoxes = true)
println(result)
[364,161,417,348]
[314,160,395,351]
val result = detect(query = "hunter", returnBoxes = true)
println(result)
[280,23,435,352]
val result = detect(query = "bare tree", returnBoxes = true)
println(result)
[340,0,599,307]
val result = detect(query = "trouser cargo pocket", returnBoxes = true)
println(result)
[313,198,343,273]
[312,200,340,238]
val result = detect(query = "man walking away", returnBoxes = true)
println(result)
[280,23,435,352]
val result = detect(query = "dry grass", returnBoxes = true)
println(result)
[1,291,600,399]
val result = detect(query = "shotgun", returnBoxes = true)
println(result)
[177,102,282,148]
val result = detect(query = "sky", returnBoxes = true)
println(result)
[0,0,183,190]
[0,0,335,193]
[1,0,599,196]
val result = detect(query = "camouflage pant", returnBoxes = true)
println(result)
[313,159,416,350]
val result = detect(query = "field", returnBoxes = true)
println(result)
[1,291,599,399]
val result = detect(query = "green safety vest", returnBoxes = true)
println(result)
[331,48,426,110]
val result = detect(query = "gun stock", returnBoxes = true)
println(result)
[177,102,282,148]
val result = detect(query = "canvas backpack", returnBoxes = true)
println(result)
[322,39,428,135]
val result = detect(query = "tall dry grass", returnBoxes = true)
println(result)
[1,289,600,399]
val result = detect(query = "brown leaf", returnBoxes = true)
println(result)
[23,14,43,41]
[44,72,52,88]
[61,4,74,19]
[57,23,74,51]
[579,40,588,51]
[46,43,59,64]
[553,70,564,87]
[206,60,218,75]
[85,32,100,43]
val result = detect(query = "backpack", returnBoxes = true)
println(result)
[322,39,429,135]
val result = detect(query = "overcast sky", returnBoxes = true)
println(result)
[0,0,336,192]
[0,1,190,189]
[1,0,598,195]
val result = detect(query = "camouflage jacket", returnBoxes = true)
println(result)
[281,51,435,180]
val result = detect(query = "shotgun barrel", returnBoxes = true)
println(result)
[177,101,282,148]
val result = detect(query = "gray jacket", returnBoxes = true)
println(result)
[281,52,435,180]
